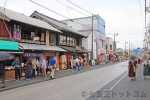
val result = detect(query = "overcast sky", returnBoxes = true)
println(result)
[0,0,148,49]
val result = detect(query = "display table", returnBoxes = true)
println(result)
[5,70,15,79]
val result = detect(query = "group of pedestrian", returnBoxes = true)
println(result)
[128,54,150,80]
[71,57,83,72]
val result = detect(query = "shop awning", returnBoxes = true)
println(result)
[59,46,90,53]
[19,43,66,52]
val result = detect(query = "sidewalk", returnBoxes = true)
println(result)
[0,61,121,92]
[101,64,150,100]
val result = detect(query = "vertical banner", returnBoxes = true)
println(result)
[13,24,21,40]
[46,31,50,46]
[41,32,45,41]
[56,53,60,70]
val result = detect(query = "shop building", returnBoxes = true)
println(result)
[0,6,66,78]
[30,11,90,69]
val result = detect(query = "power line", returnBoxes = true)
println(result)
[55,0,90,17]
[67,0,93,15]
[29,0,92,29]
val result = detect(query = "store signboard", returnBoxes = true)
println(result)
[33,37,40,41]
[98,49,106,54]
[43,51,54,57]
[46,31,50,46]
[76,46,81,51]
[0,40,18,50]
[23,52,43,57]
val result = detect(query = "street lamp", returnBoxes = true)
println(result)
[125,42,128,59]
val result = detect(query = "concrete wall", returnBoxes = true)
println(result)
[105,37,113,50]
[82,32,97,60]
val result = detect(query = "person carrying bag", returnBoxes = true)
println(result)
[12,57,21,80]
[48,56,56,79]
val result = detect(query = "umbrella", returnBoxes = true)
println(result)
[0,51,13,61]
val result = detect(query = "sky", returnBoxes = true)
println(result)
[0,0,149,49]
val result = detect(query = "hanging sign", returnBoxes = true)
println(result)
[13,24,21,40]
[41,32,45,41]
[46,31,50,46]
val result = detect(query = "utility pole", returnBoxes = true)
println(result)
[125,42,128,58]
[145,0,148,53]
[91,14,94,60]
[129,40,130,56]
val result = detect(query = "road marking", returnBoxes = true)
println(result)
[99,71,127,100]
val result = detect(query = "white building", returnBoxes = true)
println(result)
[80,30,97,60]
[62,15,105,60]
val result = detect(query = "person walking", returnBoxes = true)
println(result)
[80,57,83,69]
[128,55,136,80]
[12,57,21,81]
[142,54,150,79]
[41,56,47,78]
[36,59,40,76]
[49,56,56,79]
[0,61,6,88]
[32,57,36,78]
[75,57,80,72]
[25,58,32,80]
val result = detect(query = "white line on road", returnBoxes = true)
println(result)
[99,71,127,100]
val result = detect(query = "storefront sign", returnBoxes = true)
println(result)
[31,32,35,38]
[76,46,81,51]
[33,37,40,41]
[41,32,45,41]
[99,49,106,54]
[46,31,50,46]
[0,40,18,50]
[23,52,43,57]
[13,24,21,41]
[43,51,54,57]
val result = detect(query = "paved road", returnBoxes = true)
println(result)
[0,61,127,100]
[101,63,150,100]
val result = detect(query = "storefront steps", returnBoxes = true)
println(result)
[1,61,125,92]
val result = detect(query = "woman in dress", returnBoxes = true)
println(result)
[128,55,136,80]
[25,57,32,80]
[142,54,150,79]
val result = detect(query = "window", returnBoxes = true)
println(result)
[50,33,56,45]
[59,35,77,46]
[59,35,66,45]
[110,45,112,50]
[106,45,108,49]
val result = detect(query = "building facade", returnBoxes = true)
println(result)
[62,15,105,61]
[105,37,114,54]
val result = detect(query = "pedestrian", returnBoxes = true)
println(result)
[75,57,80,72]
[49,56,56,79]
[80,57,83,69]
[128,55,136,80]
[36,59,40,76]
[0,61,6,88]
[32,57,36,78]
[142,54,150,79]
[12,57,21,81]
[25,57,32,80]
[134,59,138,78]
[41,56,47,78]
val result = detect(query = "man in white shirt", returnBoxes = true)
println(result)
[75,57,80,72]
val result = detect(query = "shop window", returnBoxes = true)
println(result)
[110,45,112,50]
[59,35,66,45]
[50,33,56,45]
